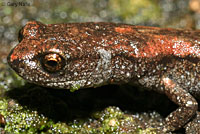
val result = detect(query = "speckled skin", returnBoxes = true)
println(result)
[7,21,200,132]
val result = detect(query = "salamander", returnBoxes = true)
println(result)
[7,21,200,132]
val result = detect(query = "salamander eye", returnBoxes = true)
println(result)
[42,53,64,73]
[18,27,24,42]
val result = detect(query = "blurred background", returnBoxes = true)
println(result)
[1,0,200,50]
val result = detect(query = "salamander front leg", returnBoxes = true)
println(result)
[185,111,200,134]
[162,77,198,132]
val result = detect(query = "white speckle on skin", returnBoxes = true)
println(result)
[90,49,112,86]
[24,59,37,69]
[29,29,37,37]
[130,42,139,55]
[49,48,62,53]
[126,72,131,77]
[74,72,78,76]
[95,25,99,29]
[186,101,193,107]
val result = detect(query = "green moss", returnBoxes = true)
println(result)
[137,128,158,134]
[0,94,163,133]
[0,99,50,133]
[70,84,81,92]
[98,107,122,133]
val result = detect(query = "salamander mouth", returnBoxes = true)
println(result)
[7,60,22,75]
[30,79,88,90]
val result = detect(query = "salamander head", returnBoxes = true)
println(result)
[7,21,113,90]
